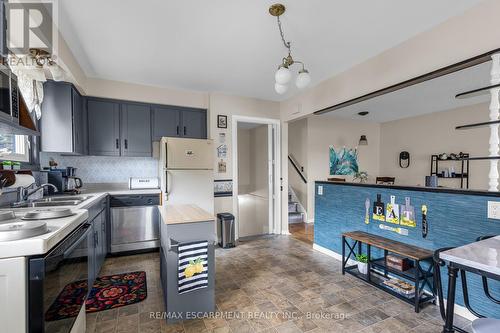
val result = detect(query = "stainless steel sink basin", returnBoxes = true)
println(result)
[29,201,82,207]
[0,221,48,241]
[33,196,92,203]
[22,208,75,220]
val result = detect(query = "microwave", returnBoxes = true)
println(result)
[0,65,19,124]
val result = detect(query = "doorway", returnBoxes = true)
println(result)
[232,116,281,240]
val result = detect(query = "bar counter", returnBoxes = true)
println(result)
[314,181,500,319]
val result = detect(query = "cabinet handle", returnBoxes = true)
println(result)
[94,231,99,246]
[116,139,119,149]
[124,139,128,149]
[176,126,179,135]
[183,126,187,135]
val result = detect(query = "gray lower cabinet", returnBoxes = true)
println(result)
[160,220,216,322]
[41,81,87,154]
[121,103,152,156]
[87,99,121,156]
[87,197,108,283]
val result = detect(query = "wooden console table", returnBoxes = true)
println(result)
[342,231,435,312]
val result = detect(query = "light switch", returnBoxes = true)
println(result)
[317,186,323,195]
[487,201,500,220]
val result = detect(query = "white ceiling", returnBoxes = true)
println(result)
[319,60,491,123]
[58,0,484,101]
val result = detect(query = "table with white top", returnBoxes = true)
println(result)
[439,236,500,333]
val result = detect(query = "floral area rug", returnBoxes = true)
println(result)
[45,271,147,321]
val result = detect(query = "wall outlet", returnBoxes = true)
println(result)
[487,201,500,219]
[317,186,323,195]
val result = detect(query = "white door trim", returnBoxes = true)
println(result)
[232,115,281,239]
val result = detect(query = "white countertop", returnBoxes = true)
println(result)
[159,204,214,225]
[440,236,500,277]
[0,183,162,259]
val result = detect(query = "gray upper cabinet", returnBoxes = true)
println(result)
[41,81,87,155]
[181,108,207,139]
[87,99,121,156]
[152,106,181,140]
[121,103,152,157]
[152,106,207,140]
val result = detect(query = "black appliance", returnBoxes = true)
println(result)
[0,65,19,124]
[28,222,93,333]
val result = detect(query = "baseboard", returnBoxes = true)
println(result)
[312,243,478,322]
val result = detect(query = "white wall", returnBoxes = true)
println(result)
[380,103,489,190]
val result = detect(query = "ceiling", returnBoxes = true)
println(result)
[58,0,484,101]
[319,60,492,123]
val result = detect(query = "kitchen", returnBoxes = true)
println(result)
[1,1,500,333]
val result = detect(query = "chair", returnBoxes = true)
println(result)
[376,177,395,185]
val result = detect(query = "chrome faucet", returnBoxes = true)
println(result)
[12,184,59,207]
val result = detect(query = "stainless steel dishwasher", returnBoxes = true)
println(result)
[109,194,160,253]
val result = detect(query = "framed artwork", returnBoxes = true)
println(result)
[217,115,227,128]
[329,146,359,175]
[214,179,233,197]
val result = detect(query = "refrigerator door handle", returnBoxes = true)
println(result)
[165,170,171,200]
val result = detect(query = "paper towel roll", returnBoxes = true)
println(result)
[10,174,36,188]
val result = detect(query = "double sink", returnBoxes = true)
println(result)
[25,196,92,207]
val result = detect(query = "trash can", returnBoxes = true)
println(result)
[217,213,236,248]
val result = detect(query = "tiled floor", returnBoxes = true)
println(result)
[289,223,314,245]
[88,236,471,333]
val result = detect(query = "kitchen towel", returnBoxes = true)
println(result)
[178,240,209,294]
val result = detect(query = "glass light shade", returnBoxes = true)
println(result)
[359,135,368,146]
[274,82,288,95]
[275,67,292,85]
[296,70,311,89]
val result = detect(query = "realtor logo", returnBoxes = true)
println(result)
[6,0,58,56]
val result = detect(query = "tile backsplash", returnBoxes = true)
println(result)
[40,153,158,183]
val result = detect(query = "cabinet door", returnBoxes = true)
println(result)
[181,109,207,139]
[41,81,74,153]
[72,89,86,155]
[152,106,181,140]
[121,103,152,157]
[100,209,108,260]
[87,99,121,156]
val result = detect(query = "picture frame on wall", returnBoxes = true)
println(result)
[217,115,228,128]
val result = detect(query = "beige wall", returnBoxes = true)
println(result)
[280,0,500,121]
[237,125,269,237]
[380,103,489,190]
[288,118,308,211]
[306,116,381,221]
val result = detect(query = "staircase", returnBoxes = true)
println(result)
[288,190,304,224]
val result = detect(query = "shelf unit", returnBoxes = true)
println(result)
[342,232,435,313]
[455,83,500,99]
[430,154,469,189]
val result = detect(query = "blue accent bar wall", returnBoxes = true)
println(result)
[314,181,500,319]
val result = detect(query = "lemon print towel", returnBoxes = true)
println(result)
[178,240,209,294]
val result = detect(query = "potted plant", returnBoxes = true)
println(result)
[356,254,368,275]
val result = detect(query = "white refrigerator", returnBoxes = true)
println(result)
[159,137,214,213]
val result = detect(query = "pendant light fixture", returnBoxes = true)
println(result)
[269,3,311,94]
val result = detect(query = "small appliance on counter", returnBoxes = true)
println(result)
[129,177,159,190]
[47,167,83,194]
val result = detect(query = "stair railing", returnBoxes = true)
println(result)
[288,154,307,184]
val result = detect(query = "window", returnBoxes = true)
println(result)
[0,134,30,162]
